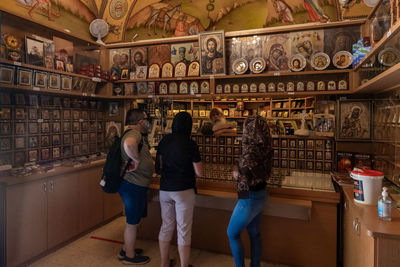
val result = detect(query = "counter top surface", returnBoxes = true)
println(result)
[343,186,400,239]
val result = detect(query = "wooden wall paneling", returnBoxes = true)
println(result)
[103,193,123,221]
[0,184,5,267]
[376,237,400,267]
[6,180,47,267]
[47,173,79,249]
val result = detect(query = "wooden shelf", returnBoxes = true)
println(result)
[354,61,400,94]
[0,59,107,83]
[354,21,400,71]
[0,83,108,98]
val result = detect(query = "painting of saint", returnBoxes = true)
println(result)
[303,0,330,22]
[148,44,171,67]
[263,34,290,71]
[291,30,323,67]
[324,26,361,58]
[109,48,130,78]
[199,31,225,75]
[338,101,371,140]
[171,43,197,66]
[130,47,147,74]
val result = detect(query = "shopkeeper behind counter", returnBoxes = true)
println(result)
[201,107,237,136]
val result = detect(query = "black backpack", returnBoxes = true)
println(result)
[100,130,143,193]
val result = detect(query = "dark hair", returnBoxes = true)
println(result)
[172,112,192,136]
[125,109,145,125]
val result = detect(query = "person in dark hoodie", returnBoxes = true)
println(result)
[155,112,204,267]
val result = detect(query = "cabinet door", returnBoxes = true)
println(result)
[78,167,104,232]
[6,180,47,267]
[47,173,79,248]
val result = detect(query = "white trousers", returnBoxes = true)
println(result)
[158,189,196,246]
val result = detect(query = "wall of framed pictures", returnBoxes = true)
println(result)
[0,91,107,166]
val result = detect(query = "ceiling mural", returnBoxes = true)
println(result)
[0,0,373,43]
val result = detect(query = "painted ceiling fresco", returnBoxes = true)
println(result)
[1,0,373,43]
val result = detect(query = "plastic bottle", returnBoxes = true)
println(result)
[378,187,392,221]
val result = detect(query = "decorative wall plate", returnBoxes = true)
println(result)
[378,48,400,67]
[249,57,266,74]
[310,52,330,70]
[259,83,266,93]
[174,62,187,77]
[289,54,306,72]
[161,62,174,78]
[333,51,352,69]
[200,81,210,94]
[148,63,160,78]
[232,58,248,75]
[187,61,200,76]
[169,82,178,94]
[159,82,168,94]
[190,81,199,94]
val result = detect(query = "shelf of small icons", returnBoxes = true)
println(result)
[113,69,351,83]
[0,83,108,98]
[0,58,107,82]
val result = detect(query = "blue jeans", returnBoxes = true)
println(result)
[227,189,268,267]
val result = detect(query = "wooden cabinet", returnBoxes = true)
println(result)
[1,164,114,267]
[47,173,79,248]
[78,168,104,232]
[6,179,47,267]
[342,187,400,267]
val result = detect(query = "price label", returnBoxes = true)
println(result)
[288,92,295,95]
[195,94,202,97]
[82,93,87,96]
[79,119,84,122]
[33,87,40,91]
[90,94,95,97]
[177,77,182,81]
[13,61,22,66]
[273,72,280,76]
[387,30,392,37]
[92,77,101,82]
[38,119,44,123]
[147,95,153,98]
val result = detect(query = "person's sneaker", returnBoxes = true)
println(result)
[122,255,150,265]
[118,248,144,260]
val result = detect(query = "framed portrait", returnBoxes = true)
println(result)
[148,44,171,68]
[337,100,372,141]
[199,31,226,76]
[33,71,47,88]
[63,134,71,144]
[120,69,129,80]
[28,150,38,162]
[41,122,50,133]
[0,137,11,151]
[0,122,11,135]
[15,122,26,135]
[61,75,72,91]
[41,148,50,160]
[28,136,38,148]
[17,68,33,86]
[137,82,148,95]
[130,47,147,73]
[171,43,196,66]
[25,36,44,66]
[66,63,74,73]
[262,34,290,71]
[48,73,61,90]
[14,108,25,120]
[161,62,174,78]
[55,60,65,71]
[52,147,61,158]
[109,48,130,77]
[148,64,160,79]
[136,66,147,79]
[187,61,200,77]
[0,65,15,84]
[113,83,125,96]
[14,151,26,166]
[43,41,55,69]
[147,82,155,94]
[109,102,119,116]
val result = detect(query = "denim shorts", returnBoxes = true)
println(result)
[119,180,148,225]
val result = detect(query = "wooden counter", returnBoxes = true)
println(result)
[342,186,400,267]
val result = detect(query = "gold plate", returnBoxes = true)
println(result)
[249,57,266,74]
[311,52,330,71]
[232,58,248,75]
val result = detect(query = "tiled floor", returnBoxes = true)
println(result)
[28,216,289,267]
